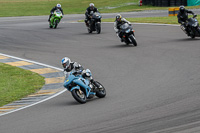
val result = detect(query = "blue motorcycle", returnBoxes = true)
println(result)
[63,69,106,104]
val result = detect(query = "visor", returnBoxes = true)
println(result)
[62,60,69,68]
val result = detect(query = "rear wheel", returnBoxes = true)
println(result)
[71,89,86,104]
[95,81,106,98]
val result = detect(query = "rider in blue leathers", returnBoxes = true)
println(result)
[61,57,102,89]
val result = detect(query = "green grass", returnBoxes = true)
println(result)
[100,15,200,25]
[0,63,45,107]
[0,0,200,17]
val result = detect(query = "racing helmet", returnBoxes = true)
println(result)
[116,14,122,22]
[57,4,61,9]
[179,5,185,13]
[61,57,72,71]
[89,3,94,10]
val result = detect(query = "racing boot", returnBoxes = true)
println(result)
[85,20,89,27]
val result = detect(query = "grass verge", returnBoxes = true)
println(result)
[0,0,200,17]
[100,15,200,25]
[0,62,45,107]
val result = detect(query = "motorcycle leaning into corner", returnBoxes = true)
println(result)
[117,23,137,46]
[49,9,63,29]
[87,11,102,34]
[180,14,200,38]
[63,69,106,104]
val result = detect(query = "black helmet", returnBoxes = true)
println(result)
[179,6,185,13]
[116,14,122,22]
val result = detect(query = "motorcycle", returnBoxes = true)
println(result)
[49,9,63,29]
[87,12,102,34]
[63,69,106,104]
[180,14,200,38]
[119,23,137,46]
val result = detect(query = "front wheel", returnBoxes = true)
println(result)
[53,20,59,29]
[71,89,86,104]
[88,27,92,33]
[190,33,195,38]
[189,28,196,38]
[190,35,195,38]
[95,81,106,98]
[129,35,137,46]
[96,23,101,34]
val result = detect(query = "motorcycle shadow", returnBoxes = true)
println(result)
[107,44,136,48]
[75,32,102,35]
[65,97,100,105]
[173,38,200,42]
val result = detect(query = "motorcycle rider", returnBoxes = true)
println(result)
[177,5,195,35]
[85,3,100,27]
[48,3,64,22]
[61,57,102,90]
[114,14,131,42]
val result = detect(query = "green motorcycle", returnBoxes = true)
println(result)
[49,10,63,29]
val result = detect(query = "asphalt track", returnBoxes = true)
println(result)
[1,12,200,133]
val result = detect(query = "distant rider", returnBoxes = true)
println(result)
[85,3,100,27]
[61,57,102,89]
[48,4,64,22]
[114,14,131,42]
[177,5,195,35]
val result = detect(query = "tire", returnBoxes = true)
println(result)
[49,25,53,28]
[190,34,195,39]
[129,35,137,46]
[96,23,101,34]
[88,22,93,33]
[54,22,57,29]
[71,89,86,104]
[190,29,196,39]
[95,81,106,98]
[88,28,92,33]
[53,20,59,29]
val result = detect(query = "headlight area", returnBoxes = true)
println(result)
[125,29,131,33]
[192,22,198,27]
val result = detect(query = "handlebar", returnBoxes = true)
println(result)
[72,71,82,75]
[193,14,197,18]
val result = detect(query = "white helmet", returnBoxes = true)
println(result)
[57,4,61,8]
[89,3,94,7]
[61,57,71,69]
